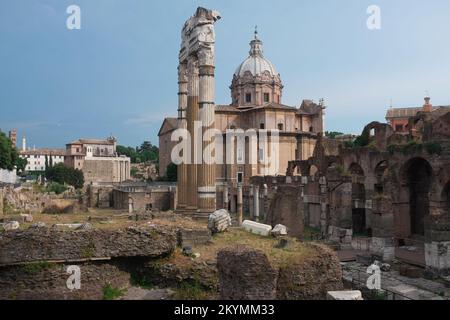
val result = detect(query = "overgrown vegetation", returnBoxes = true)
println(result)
[325,131,344,139]
[164,162,177,182]
[303,226,322,241]
[344,133,370,149]
[173,280,211,300]
[45,182,68,195]
[116,141,158,164]
[424,142,442,155]
[102,283,126,300]
[0,130,26,172]
[21,261,56,274]
[130,274,154,290]
[387,141,443,156]
[45,163,84,189]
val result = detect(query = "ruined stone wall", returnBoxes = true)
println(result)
[83,158,130,185]
[265,185,304,239]
[276,243,343,300]
[87,184,115,208]
[217,247,278,300]
[0,262,130,300]
[0,227,176,265]
[217,244,343,300]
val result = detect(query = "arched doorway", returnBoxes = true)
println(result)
[349,163,366,235]
[404,158,432,237]
[442,182,450,213]
[374,161,388,193]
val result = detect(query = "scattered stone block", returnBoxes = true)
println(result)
[380,263,391,272]
[274,238,289,249]
[327,290,363,300]
[53,223,83,230]
[271,224,287,237]
[3,221,19,231]
[242,220,272,237]
[76,223,93,231]
[208,209,231,234]
[182,246,193,257]
[177,228,212,247]
[399,265,424,279]
[30,222,46,228]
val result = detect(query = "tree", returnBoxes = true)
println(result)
[165,163,177,182]
[16,157,27,173]
[0,131,21,171]
[117,141,159,164]
[46,163,84,189]
[325,131,344,139]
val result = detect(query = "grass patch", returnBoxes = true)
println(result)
[21,261,56,274]
[206,229,314,268]
[46,182,67,195]
[173,280,211,300]
[303,226,322,241]
[102,283,126,300]
[130,274,154,290]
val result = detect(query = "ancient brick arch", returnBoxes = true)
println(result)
[441,182,450,213]
[374,160,389,178]
[361,121,394,151]
[398,157,434,237]
[348,163,364,176]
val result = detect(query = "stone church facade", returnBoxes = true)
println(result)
[159,8,324,218]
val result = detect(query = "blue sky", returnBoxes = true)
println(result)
[1,0,450,148]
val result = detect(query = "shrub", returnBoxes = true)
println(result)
[173,280,210,300]
[424,142,442,155]
[46,182,67,195]
[102,284,126,300]
[387,144,396,155]
[401,141,422,155]
[46,163,84,189]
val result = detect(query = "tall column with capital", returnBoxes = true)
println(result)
[177,63,188,210]
[186,58,199,210]
[197,44,217,213]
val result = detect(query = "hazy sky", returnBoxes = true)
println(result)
[1,0,450,148]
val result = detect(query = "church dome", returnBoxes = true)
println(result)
[234,31,278,77]
[230,29,283,107]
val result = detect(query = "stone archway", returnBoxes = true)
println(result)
[442,182,450,213]
[402,158,432,237]
[349,163,366,235]
[374,160,388,193]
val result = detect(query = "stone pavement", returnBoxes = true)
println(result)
[120,287,175,300]
[342,261,450,300]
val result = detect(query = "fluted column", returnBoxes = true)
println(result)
[186,58,199,211]
[197,47,217,213]
[177,63,188,210]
